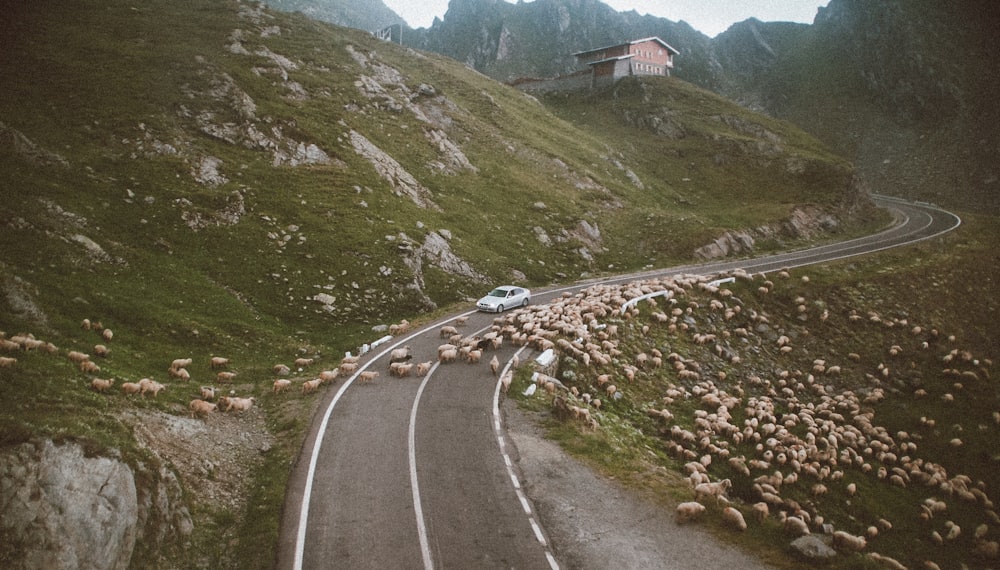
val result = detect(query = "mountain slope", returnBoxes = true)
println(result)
[0,0,877,567]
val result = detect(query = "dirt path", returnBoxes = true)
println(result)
[504,404,775,570]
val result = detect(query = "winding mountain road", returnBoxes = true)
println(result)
[276,195,960,569]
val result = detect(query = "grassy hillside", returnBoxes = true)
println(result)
[0,0,886,567]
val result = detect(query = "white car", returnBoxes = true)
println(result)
[477,286,531,313]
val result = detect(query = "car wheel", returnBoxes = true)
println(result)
[521,298,529,307]
[497,305,504,313]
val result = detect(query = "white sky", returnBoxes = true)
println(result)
[382,0,829,37]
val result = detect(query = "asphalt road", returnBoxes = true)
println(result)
[276,196,960,570]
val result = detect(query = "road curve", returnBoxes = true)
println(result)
[277,196,959,569]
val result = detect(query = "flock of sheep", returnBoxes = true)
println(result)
[0,319,338,420]
[461,268,996,569]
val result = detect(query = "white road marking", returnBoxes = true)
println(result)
[492,346,561,570]
[409,362,440,570]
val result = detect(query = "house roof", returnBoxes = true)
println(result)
[583,54,634,67]
[573,36,680,58]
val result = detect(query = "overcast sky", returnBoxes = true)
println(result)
[382,0,829,37]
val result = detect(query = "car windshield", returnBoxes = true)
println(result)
[488,288,509,298]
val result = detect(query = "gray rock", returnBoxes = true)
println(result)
[0,440,138,570]
[790,535,837,561]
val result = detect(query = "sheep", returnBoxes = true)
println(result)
[101,329,113,342]
[273,364,291,376]
[319,369,340,383]
[139,378,166,398]
[694,478,732,503]
[200,386,216,400]
[210,356,230,369]
[490,355,500,375]
[189,399,217,418]
[80,360,101,374]
[392,363,414,377]
[439,348,458,364]
[67,351,90,364]
[216,371,237,383]
[339,361,359,375]
[832,530,867,552]
[170,358,193,370]
[389,346,412,363]
[752,502,769,522]
[389,319,410,335]
[93,344,110,358]
[273,379,292,393]
[360,370,381,382]
[169,367,191,381]
[454,316,468,327]
[294,357,315,368]
[675,501,706,523]
[0,356,16,368]
[416,361,433,377]
[783,516,811,536]
[90,378,114,392]
[302,378,323,394]
[440,325,459,338]
[500,370,513,394]
[220,396,255,412]
[466,349,483,364]
[721,507,748,531]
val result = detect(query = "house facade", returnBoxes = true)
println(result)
[573,37,679,88]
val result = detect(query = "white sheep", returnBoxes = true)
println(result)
[500,370,513,394]
[783,516,810,536]
[216,371,237,383]
[200,386,216,400]
[121,382,142,395]
[90,378,114,392]
[170,358,193,370]
[490,355,500,375]
[721,506,747,531]
[294,357,315,368]
[169,367,191,382]
[189,399,217,418]
[439,348,458,363]
[832,530,867,552]
[389,346,412,363]
[416,361,433,377]
[302,378,323,394]
[319,369,339,383]
[220,396,255,412]
[273,379,292,393]
[139,378,166,398]
[0,356,16,368]
[694,478,731,503]
[675,501,706,523]
[440,325,459,338]
[273,364,291,376]
[210,356,230,369]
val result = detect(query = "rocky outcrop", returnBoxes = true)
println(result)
[0,440,138,569]
[695,205,841,260]
[0,438,193,570]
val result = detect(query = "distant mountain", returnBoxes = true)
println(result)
[263,0,405,33]
[304,0,997,212]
